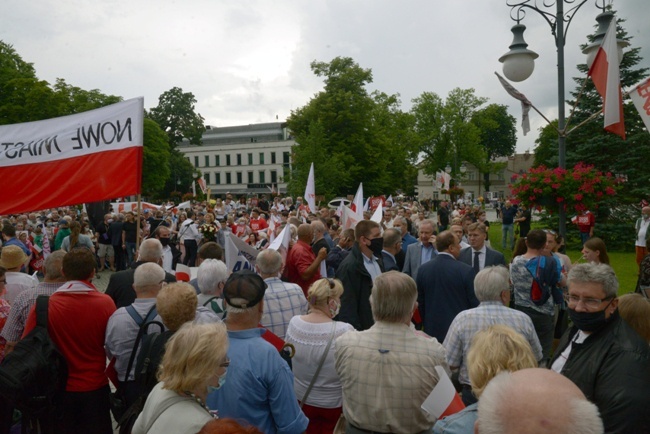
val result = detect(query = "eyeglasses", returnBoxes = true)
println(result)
[220,358,230,368]
[564,294,613,310]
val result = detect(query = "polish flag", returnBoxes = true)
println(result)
[629,77,650,132]
[197,176,207,194]
[304,162,317,213]
[351,183,364,220]
[175,264,191,282]
[421,366,466,420]
[0,98,144,215]
[268,223,291,264]
[370,201,383,224]
[589,19,625,139]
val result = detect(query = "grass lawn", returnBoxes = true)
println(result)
[488,222,638,295]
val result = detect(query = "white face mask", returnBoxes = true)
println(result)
[329,300,341,317]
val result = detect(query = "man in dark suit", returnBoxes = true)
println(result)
[105,238,176,308]
[336,220,385,331]
[458,222,506,273]
[381,228,402,272]
[402,219,437,279]
[416,230,479,342]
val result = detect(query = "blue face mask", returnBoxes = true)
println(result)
[207,373,227,393]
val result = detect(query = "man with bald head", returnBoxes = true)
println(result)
[476,368,604,434]
[105,238,177,308]
[284,223,327,296]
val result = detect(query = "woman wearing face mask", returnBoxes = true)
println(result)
[132,321,229,434]
[285,278,353,434]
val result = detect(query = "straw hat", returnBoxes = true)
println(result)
[0,245,28,269]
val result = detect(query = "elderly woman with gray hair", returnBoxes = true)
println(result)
[197,259,229,319]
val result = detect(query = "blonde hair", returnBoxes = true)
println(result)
[308,278,344,307]
[158,322,228,393]
[467,324,538,398]
[618,293,650,343]
[156,283,198,331]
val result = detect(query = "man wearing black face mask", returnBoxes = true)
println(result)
[550,263,650,434]
[336,220,384,331]
[155,226,181,274]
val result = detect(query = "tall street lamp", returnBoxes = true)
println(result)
[498,0,627,239]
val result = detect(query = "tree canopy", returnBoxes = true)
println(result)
[147,87,205,148]
[287,57,418,197]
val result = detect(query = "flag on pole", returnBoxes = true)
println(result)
[352,183,364,220]
[304,162,316,213]
[589,19,625,139]
[342,205,361,230]
[629,77,650,132]
[0,98,144,215]
[386,194,393,204]
[175,264,191,282]
[335,201,344,218]
[370,201,383,224]
[197,176,207,194]
[363,197,370,212]
[224,233,259,272]
[495,72,533,136]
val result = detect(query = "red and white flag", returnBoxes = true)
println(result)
[589,19,625,139]
[0,98,144,215]
[421,366,466,420]
[175,264,191,282]
[351,183,364,220]
[629,77,650,132]
[495,72,533,136]
[304,162,316,214]
[197,176,207,194]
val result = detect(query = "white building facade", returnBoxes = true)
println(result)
[178,122,295,196]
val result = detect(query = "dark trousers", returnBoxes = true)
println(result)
[516,305,555,364]
[57,385,112,434]
[113,244,126,271]
[183,239,198,267]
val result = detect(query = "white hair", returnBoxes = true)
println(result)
[197,259,229,296]
[134,262,165,291]
[474,266,510,302]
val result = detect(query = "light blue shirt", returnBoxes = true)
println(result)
[420,243,436,265]
[207,328,308,434]
[433,403,478,434]
[362,252,382,282]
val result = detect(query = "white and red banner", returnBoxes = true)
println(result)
[224,232,259,273]
[629,77,650,132]
[370,201,383,224]
[495,72,533,136]
[304,162,316,213]
[111,201,162,214]
[351,183,364,220]
[421,366,465,420]
[589,20,625,139]
[197,176,207,194]
[0,98,144,215]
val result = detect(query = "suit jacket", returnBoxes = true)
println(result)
[458,246,506,271]
[402,242,437,279]
[381,251,399,272]
[416,254,479,342]
[105,261,177,308]
[336,244,384,331]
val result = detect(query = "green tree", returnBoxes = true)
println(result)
[142,118,171,197]
[50,78,122,116]
[287,57,416,197]
[148,87,205,148]
[412,88,487,178]
[471,103,517,191]
[533,14,650,202]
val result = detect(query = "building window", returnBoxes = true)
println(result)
[204,155,210,167]
[215,173,221,185]
[194,156,199,167]
[259,170,265,183]
[467,171,476,181]
[237,154,242,165]
[226,155,231,166]
[283,151,290,169]
[215,155,220,166]
[259,152,265,165]
[236,172,242,184]
[270,170,277,183]
[205,173,211,185]
[248,171,254,184]
[271,152,276,164]
[248,153,253,165]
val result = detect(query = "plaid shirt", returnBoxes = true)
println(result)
[260,277,308,340]
[0,282,61,343]
[335,321,448,433]
[443,301,543,385]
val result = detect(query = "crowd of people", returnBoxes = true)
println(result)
[0,192,649,434]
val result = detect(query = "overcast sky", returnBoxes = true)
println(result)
[2,0,648,154]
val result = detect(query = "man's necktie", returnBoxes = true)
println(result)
[473,251,481,274]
